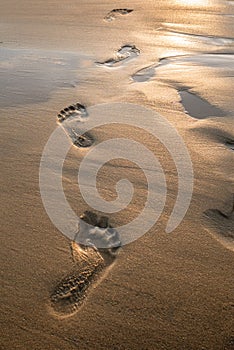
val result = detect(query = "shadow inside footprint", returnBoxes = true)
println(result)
[50,212,121,317]
[104,9,133,22]
[76,211,121,252]
[96,45,140,67]
[70,129,93,148]
[226,139,234,151]
[57,103,87,122]
[57,103,93,148]
[179,90,225,119]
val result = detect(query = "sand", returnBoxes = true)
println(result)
[1,0,234,349]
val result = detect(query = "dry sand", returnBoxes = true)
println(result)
[1,0,234,349]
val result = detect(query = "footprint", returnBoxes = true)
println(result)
[179,90,225,119]
[203,196,234,252]
[96,45,140,67]
[77,211,121,252]
[70,129,93,148]
[50,212,121,317]
[104,9,133,22]
[57,103,87,123]
[57,103,93,148]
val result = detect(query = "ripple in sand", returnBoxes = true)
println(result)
[132,64,156,82]
[50,212,121,317]
[203,197,234,252]
[159,27,234,47]
[132,53,234,83]
[96,45,140,67]
[189,125,234,152]
[57,103,93,148]
[104,9,133,22]
[131,55,185,82]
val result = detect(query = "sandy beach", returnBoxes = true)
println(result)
[1,0,234,349]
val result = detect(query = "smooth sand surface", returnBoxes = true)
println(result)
[1,1,234,349]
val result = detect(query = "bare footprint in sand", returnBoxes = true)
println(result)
[50,212,121,318]
[179,90,225,119]
[96,45,140,67]
[104,9,133,22]
[57,103,93,148]
[203,196,234,252]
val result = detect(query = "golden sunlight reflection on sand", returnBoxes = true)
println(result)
[174,0,210,6]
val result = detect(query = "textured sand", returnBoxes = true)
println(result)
[1,0,234,349]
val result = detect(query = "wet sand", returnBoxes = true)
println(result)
[1,0,234,349]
